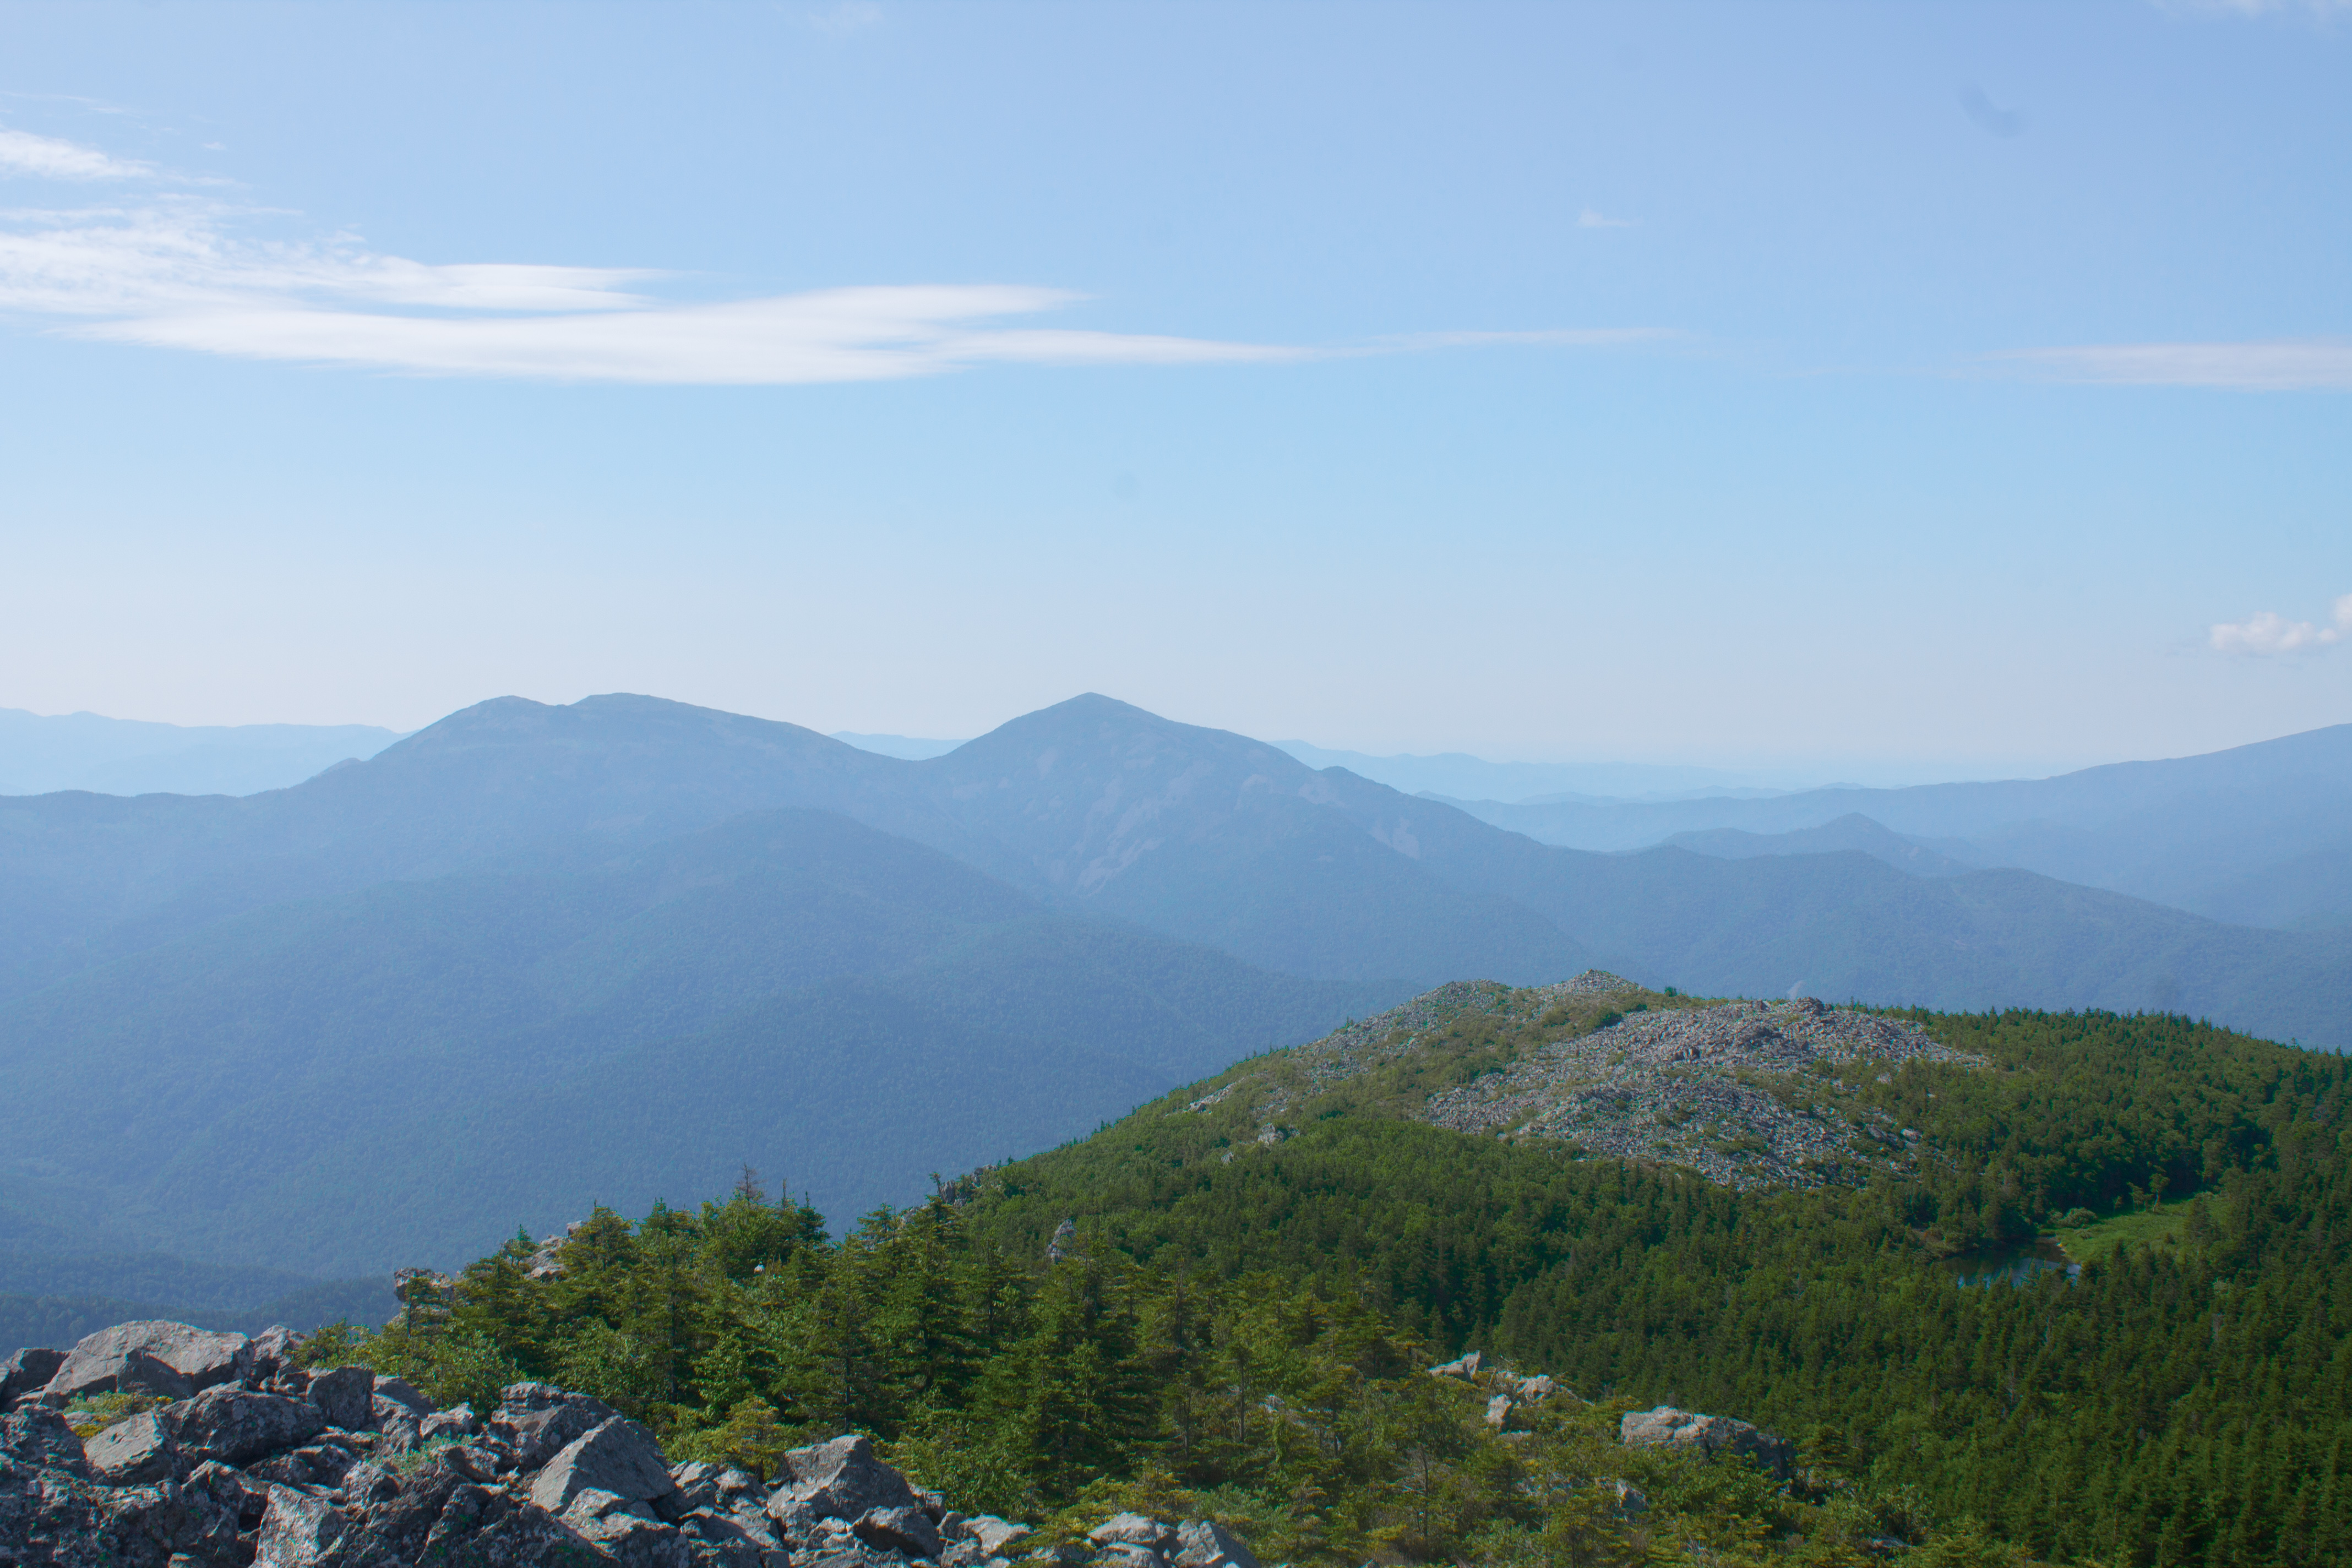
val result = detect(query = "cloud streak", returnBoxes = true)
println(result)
[0,126,154,181]
[0,126,1662,386]
[2211,595,2352,656]
[1997,339,2352,390]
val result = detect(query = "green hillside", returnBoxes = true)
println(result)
[324,981,2351,1566]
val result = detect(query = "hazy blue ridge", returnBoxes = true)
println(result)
[0,708,405,798]
[3,690,2348,1278]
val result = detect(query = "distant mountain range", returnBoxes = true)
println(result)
[0,692,2345,1289]
[0,708,404,797]
[1440,721,2352,932]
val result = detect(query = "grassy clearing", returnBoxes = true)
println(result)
[2053,1196,2195,1265]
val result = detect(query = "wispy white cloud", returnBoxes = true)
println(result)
[0,126,154,181]
[1577,209,1636,230]
[1996,339,2352,390]
[0,127,1660,386]
[2211,595,2352,656]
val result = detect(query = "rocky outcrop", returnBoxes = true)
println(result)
[781,1432,921,1520]
[2,1314,1274,1568]
[39,1321,252,1404]
[493,1380,623,1468]
[1619,1405,1795,1480]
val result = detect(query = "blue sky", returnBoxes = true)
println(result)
[0,0,2345,783]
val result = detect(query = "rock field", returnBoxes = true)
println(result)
[2,1315,1807,1566]
[1201,972,1984,1193]
[1419,993,1984,1190]
[0,1319,1263,1568]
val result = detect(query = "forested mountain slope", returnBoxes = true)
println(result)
[0,809,1391,1275]
[322,981,2352,1568]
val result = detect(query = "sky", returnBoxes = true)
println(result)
[0,0,2346,785]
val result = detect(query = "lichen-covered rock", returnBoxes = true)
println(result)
[41,1322,251,1404]
[305,1364,374,1430]
[1619,1406,1794,1479]
[780,1433,919,1522]
[493,1380,623,1468]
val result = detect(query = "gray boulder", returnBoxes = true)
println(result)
[243,1326,303,1386]
[965,1515,1032,1557]
[781,1433,919,1521]
[78,1460,250,1567]
[1,1403,90,1478]
[309,1446,573,1563]
[1484,1394,1515,1429]
[85,1413,182,1485]
[419,1402,483,1444]
[374,1375,432,1414]
[255,1483,346,1564]
[1618,1406,1794,1480]
[306,1364,375,1430]
[684,1502,788,1568]
[493,1380,622,1468]
[857,1502,945,1558]
[529,1415,683,1520]
[244,1439,362,1491]
[766,1490,820,1542]
[160,1386,327,1468]
[371,1392,424,1452]
[1091,1514,1175,1551]
[0,1347,67,1409]
[562,1486,693,1567]
[1173,1520,1260,1568]
[41,1321,251,1404]
[1428,1351,1481,1380]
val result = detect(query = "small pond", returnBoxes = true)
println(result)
[1941,1240,2082,1289]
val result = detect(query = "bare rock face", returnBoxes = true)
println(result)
[1619,1406,1794,1480]
[781,1433,921,1521]
[492,1380,622,1468]
[41,1322,252,1404]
